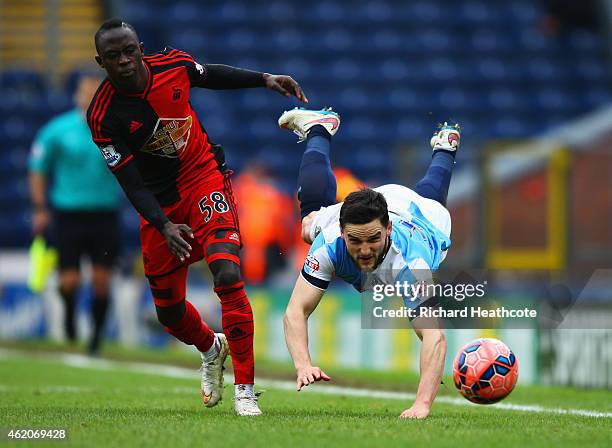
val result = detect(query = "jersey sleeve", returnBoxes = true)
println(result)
[301,233,335,290]
[156,47,208,87]
[29,122,57,174]
[186,58,208,87]
[94,137,134,173]
[159,47,265,89]
[397,258,435,309]
[86,83,134,172]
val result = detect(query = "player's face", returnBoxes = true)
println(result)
[95,27,145,93]
[342,219,391,272]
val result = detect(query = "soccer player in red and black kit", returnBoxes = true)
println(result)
[87,19,308,416]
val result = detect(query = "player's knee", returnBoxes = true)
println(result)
[92,266,112,296]
[92,278,111,297]
[59,271,80,295]
[155,301,186,328]
[210,260,242,288]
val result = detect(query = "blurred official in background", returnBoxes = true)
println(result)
[29,75,122,355]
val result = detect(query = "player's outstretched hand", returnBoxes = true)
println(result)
[162,221,194,262]
[264,74,309,103]
[295,365,331,391]
[399,402,431,420]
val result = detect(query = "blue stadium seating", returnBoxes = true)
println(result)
[0,0,610,247]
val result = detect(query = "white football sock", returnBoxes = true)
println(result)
[201,335,220,363]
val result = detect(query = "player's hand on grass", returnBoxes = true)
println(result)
[263,74,309,103]
[399,402,431,420]
[162,222,194,262]
[295,365,331,391]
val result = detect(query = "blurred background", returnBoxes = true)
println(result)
[0,0,611,388]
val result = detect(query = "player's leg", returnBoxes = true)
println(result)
[87,211,120,355]
[55,211,82,342]
[89,265,111,354]
[414,123,461,207]
[58,269,79,341]
[149,267,227,411]
[141,215,227,408]
[203,231,261,416]
[149,267,216,355]
[278,107,341,243]
[187,170,260,415]
[149,266,228,409]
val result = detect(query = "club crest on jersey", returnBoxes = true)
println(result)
[141,116,192,158]
[100,145,121,167]
[305,255,320,272]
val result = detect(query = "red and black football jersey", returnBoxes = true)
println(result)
[87,48,227,205]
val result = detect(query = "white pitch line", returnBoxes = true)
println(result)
[2,349,612,419]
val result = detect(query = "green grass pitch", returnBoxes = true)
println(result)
[1,346,611,448]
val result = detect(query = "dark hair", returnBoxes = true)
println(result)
[94,19,139,53]
[339,188,389,229]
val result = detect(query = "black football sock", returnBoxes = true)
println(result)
[89,295,109,353]
[59,288,77,341]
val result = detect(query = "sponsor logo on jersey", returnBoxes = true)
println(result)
[100,145,121,167]
[141,116,192,158]
[228,232,240,242]
[305,254,320,272]
[195,62,205,75]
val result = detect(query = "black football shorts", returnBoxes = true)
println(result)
[53,210,119,270]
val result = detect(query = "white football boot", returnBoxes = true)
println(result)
[430,122,461,153]
[278,107,340,142]
[234,384,262,416]
[200,333,229,408]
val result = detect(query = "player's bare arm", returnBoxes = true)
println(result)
[401,323,446,420]
[29,172,50,235]
[284,274,331,391]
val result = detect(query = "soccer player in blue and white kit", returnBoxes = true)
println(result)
[280,108,460,419]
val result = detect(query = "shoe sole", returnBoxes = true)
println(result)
[235,410,263,416]
[234,400,263,416]
[203,334,229,408]
[278,108,339,130]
